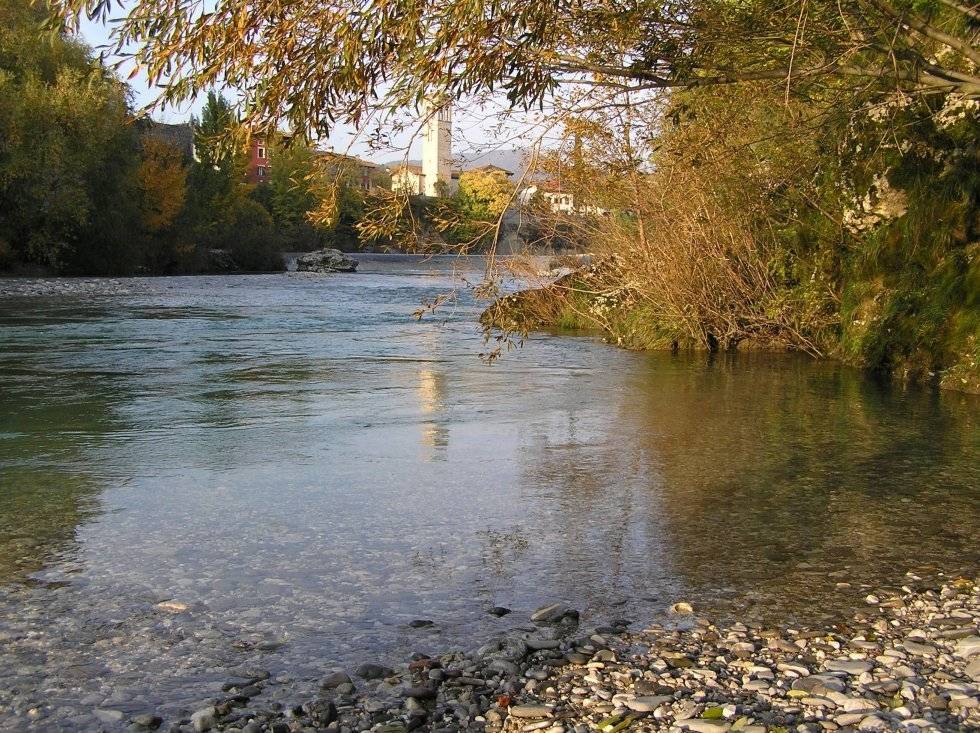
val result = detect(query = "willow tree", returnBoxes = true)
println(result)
[52,0,979,139]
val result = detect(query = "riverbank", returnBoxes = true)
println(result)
[146,574,978,733]
[479,263,980,396]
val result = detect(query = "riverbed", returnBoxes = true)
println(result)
[1,255,978,730]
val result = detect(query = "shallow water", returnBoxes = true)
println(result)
[1,255,978,729]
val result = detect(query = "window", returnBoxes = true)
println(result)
[257,166,266,178]
[257,145,266,159]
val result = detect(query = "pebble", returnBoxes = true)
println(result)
[509,704,555,718]
[625,695,673,712]
[87,575,977,733]
[191,707,217,732]
[530,604,567,623]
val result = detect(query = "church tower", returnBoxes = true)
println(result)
[421,102,452,197]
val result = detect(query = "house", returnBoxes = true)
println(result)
[390,163,426,195]
[139,121,196,160]
[391,162,462,196]
[467,164,514,178]
[520,181,609,216]
[246,137,271,184]
[320,152,386,190]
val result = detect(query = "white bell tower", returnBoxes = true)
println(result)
[422,102,452,197]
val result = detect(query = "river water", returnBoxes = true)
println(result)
[1,255,978,730]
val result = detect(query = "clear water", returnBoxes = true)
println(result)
[1,255,978,729]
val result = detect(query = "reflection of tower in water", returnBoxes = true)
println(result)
[416,368,449,459]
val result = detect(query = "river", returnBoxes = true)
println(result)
[1,255,978,730]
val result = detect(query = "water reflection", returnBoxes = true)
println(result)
[0,346,122,585]
[417,368,449,459]
[608,352,980,624]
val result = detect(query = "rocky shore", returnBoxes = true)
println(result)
[151,575,978,733]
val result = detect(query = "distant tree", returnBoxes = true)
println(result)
[0,0,140,273]
[265,140,327,250]
[137,138,188,233]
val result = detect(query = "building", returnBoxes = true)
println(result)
[422,103,453,196]
[139,121,196,160]
[391,163,426,195]
[320,151,386,190]
[467,164,514,179]
[246,137,270,184]
[519,181,609,216]
[390,103,456,197]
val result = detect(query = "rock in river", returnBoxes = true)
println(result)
[296,248,358,273]
[356,663,394,680]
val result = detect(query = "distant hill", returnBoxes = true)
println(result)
[382,148,531,179]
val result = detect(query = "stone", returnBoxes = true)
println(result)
[489,607,512,617]
[321,671,353,689]
[296,248,358,273]
[965,657,980,681]
[670,602,695,615]
[356,663,394,680]
[677,721,730,733]
[824,659,872,675]
[857,715,886,730]
[403,685,438,699]
[625,695,673,712]
[409,619,434,628]
[132,713,164,729]
[191,707,217,732]
[526,638,560,651]
[792,676,846,694]
[509,705,554,719]
[901,641,935,656]
[490,659,520,676]
[94,709,125,724]
[155,600,188,613]
[954,636,980,658]
[531,604,567,623]
[731,642,756,659]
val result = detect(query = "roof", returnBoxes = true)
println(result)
[392,163,424,175]
[469,164,514,176]
[319,151,383,169]
[140,121,195,159]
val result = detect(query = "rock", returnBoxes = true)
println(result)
[304,700,338,726]
[823,658,873,675]
[954,636,980,658]
[526,638,560,651]
[677,721,730,733]
[531,604,567,623]
[132,713,163,729]
[509,705,555,719]
[296,248,358,273]
[94,709,125,724]
[155,600,188,613]
[489,607,512,617]
[965,657,980,681]
[356,663,394,680]
[901,640,936,656]
[625,695,673,712]
[489,659,520,676]
[670,602,695,615]
[321,671,353,689]
[857,715,886,730]
[403,685,438,699]
[191,707,217,732]
[792,675,846,694]
[409,619,434,628]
